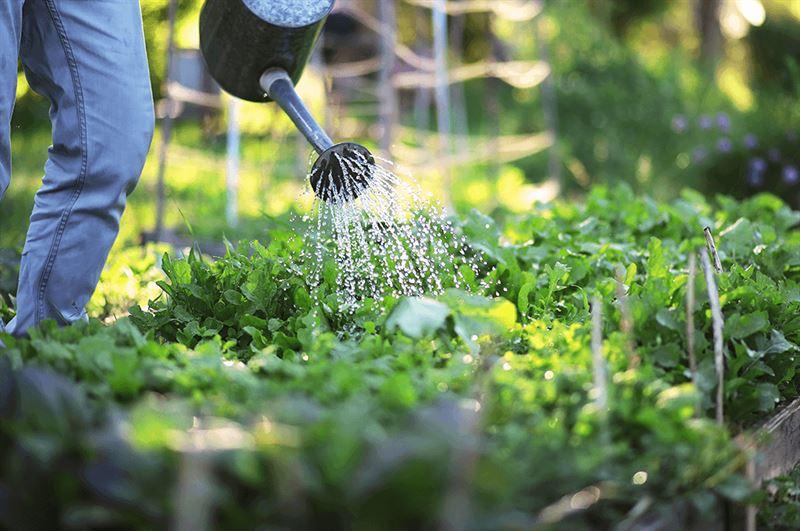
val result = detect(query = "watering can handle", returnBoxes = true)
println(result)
[260,68,334,156]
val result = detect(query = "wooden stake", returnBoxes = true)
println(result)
[172,425,213,531]
[745,453,757,531]
[378,0,398,158]
[686,252,699,416]
[700,250,725,425]
[591,296,608,412]
[225,98,240,228]
[431,0,452,208]
[615,266,637,368]
[704,226,723,273]
[485,11,501,179]
[432,0,450,150]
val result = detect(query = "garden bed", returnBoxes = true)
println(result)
[1,186,799,530]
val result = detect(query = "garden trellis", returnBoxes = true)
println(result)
[321,0,556,174]
[148,0,561,238]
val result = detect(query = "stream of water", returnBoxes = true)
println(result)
[297,151,487,316]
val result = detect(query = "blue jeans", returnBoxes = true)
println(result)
[0,0,154,337]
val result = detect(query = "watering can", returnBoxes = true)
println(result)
[199,0,375,202]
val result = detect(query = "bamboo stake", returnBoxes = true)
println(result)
[700,250,725,425]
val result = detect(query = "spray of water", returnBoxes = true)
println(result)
[297,150,488,317]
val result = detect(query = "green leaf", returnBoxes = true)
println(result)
[725,311,769,340]
[385,298,450,339]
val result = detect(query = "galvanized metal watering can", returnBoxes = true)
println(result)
[199,0,374,202]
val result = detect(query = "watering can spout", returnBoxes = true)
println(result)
[259,69,376,203]
[260,68,333,155]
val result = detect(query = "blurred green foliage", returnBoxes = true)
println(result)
[748,12,800,94]
[140,0,200,99]
[589,0,674,37]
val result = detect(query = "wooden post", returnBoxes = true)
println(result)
[451,11,469,153]
[533,5,561,190]
[172,423,213,531]
[378,0,398,158]
[432,0,452,201]
[413,7,431,146]
[485,11,501,178]
[226,97,240,228]
[154,0,179,242]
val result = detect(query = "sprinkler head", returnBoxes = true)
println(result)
[310,142,376,203]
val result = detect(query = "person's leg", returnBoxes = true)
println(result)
[6,0,154,336]
[0,0,24,337]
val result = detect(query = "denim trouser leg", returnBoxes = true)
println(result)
[1,0,155,337]
[0,0,24,338]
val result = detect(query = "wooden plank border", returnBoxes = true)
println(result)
[745,397,800,482]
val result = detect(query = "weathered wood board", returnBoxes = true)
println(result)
[744,397,800,483]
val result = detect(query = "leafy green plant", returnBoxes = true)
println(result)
[1,186,799,529]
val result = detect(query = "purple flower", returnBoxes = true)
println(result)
[716,112,730,132]
[768,148,781,162]
[743,134,758,149]
[717,137,733,153]
[692,147,708,163]
[750,157,767,173]
[671,115,688,133]
[698,115,712,130]
[783,165,799,185]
